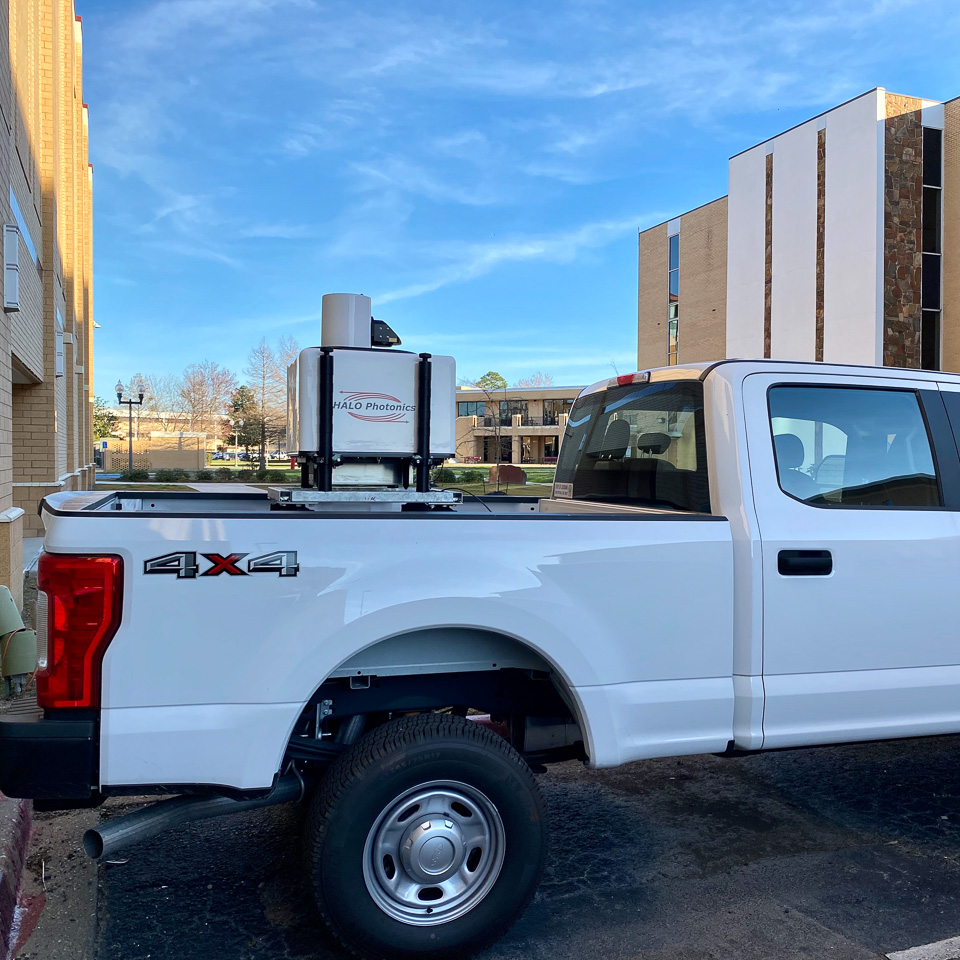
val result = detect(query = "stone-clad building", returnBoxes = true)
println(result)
[638,88,959,375]
[0,1,94,608]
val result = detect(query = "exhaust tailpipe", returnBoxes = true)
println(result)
[83,773,303,860]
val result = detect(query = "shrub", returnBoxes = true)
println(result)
[236,469,256,481]
[432,466,457,484]
[259,470,288,483]
[213,469,236,482]
[118,469,150,482]
[154,468,190,482]
[459,469,485,484]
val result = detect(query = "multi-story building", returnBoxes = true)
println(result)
[0,2,94,608]
[454,385,583,465]
[638,88,959,374]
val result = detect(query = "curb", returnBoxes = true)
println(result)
[0,794,32,959]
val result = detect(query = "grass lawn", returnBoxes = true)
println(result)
[435,482,555,499]
[95,482,191,491]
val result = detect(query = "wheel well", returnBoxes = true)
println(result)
[290,629,587,765]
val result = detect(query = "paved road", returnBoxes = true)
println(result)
[29,735,960,960]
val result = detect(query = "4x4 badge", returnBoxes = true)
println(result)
[143,551,299,579]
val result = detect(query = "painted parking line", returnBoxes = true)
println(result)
[888,935,960,960]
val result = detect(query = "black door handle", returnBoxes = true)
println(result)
[778,549,832,576]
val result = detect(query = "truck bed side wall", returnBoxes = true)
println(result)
[42,507,735,788]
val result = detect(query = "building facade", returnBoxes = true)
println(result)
[638,89,960,375]
[454,385,583,464]
[0,1,94,608]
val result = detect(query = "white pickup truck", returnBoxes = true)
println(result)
[4,357,960,960]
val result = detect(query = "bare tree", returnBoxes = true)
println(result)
[121,371,151,439]
[244,338,285,470]
[514,371,554,388]
[181,361,238,449]
[275,335,300,370]
[143,374,190,434]
[272,335,300,452]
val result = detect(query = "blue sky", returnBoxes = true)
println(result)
[84,0,960,397]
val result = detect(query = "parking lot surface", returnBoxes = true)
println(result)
[35,734,960,960]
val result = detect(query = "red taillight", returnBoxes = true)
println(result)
[614,372,651,387]
[36,553,123,710]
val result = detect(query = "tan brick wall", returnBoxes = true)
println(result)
[12,482,60,536]
[638,222,668,368]
[0,1,93,601]
[103,436,207,472]
[678,197,728,364]
[943,98,960,374]
[638,199,728,369]
[0,510,24,608]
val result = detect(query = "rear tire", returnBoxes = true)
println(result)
[304,714,547,960]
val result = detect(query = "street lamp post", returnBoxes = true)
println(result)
[116,380,146,473]
[231,418,244,468]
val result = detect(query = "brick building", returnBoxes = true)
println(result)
[454,385,583,465]
[0,1,94,608]
[638,88,959,375]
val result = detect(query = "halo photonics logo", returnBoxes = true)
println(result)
[335,391,416,423]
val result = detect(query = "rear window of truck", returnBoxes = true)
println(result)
[554,380,710,512]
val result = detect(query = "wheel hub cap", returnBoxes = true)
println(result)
[402,819,462,882]
[362,781,506,926]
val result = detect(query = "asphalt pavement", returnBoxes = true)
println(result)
[16,734,960,960]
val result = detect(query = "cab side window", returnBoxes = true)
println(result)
[768,386,940,507]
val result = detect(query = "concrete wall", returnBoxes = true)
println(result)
[726,90,886,364]
[726,143,767,358]
[819,90,885,365]
[770,119,818,360]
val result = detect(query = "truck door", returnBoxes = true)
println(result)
[742,372,960,748]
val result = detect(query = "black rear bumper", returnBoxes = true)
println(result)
[0,695,100,805]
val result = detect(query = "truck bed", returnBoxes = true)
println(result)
[42,489,710,519]
[38,487,734,789]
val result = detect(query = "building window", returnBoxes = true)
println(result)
[922,312,941,371]
[923,127,942,188]
[499,399,528,424]
[667,232,679,365]
[457,401,485,418]
[921,127,942,370]
[542,398,575,425]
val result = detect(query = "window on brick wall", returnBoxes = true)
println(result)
[921,127,943,370]
[667,232,679,366]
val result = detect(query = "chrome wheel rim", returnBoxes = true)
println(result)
[361,780,505,926]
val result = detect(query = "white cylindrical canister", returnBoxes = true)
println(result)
[321,293,373,347]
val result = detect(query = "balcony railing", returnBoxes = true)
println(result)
[475,415,566,429]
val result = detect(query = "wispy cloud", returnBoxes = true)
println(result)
[376,215,646,303]
[237,223,316,240]
[352,157,500,206]
[86,0,960,395]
